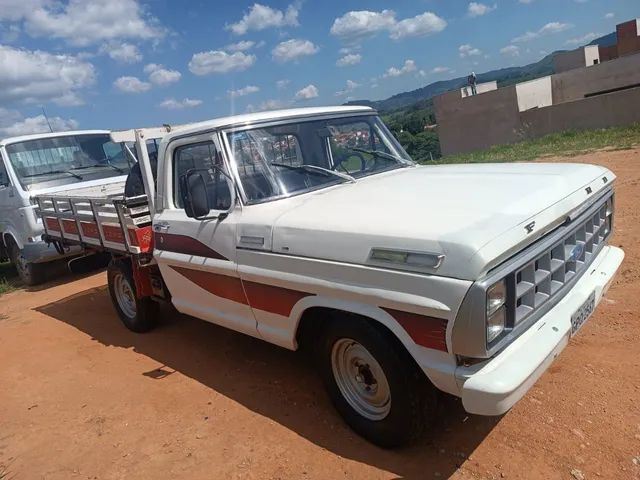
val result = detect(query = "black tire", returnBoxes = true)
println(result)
[107,258,158,333]
[318,315,437,448]
[8,242,46,286]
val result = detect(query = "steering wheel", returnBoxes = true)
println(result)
[333,152,366,174]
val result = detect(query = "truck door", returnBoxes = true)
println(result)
[153,136,257,338]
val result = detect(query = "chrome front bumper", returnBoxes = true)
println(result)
[457,245,624,416]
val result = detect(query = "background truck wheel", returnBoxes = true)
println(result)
[318,315,437,448]
[107,258,158,333]
[8,242,45,286]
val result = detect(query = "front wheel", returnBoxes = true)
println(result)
[319,315,437,448]
[107,258,158,333]
[8,242,45,286]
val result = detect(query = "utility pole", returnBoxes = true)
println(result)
[41,106,54,133]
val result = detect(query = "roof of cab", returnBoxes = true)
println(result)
[161,106,375,143]
[0,130,111,148]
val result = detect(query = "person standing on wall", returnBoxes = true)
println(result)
[467,72,477,96]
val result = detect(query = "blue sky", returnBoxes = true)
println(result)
[0,0,637,136]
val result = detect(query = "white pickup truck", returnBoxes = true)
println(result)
[34,106,623,447]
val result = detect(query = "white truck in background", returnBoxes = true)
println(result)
[0,131,135,285]
[33,106,624,447]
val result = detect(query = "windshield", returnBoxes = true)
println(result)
[5,134,132,191]
[226,115,413,204]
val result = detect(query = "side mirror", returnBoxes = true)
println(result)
[180,167,236,220]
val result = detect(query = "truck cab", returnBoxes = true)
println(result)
[0,130,132,285]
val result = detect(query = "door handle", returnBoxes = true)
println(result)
[153,223,170,232]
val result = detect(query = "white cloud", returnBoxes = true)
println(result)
[389,12,447,40]
[500,45,520,57]
[518,0,534,3]
[512,22,573,43]
[113,76,151,93]
[330,10,446,41]
[225,40,255,52]
[189,50,256,75]
[159,98,202,110]
[330,10,396,39]
[336,53,362,67]
[335,79,360,96]
[144,63,181,85]
[382,59,417,78]
[0,0,47,21]
[228,85,260,98]
[565,32,601,46]
[226,2,300,35]
[468,2,497,17]
[459,44,482,58]
[246,99,291,112]
[0,111,79,137]
[295,84,319,100]
[0,45,95,106]
[605,12,614,19]
[276,79,290,89]
[431,66,451,74]
[22,0,166,47]
[100,42,142,64]
[272,39,319,63]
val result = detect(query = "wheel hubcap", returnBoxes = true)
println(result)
[113,272,137,319]
[331,338,391,420]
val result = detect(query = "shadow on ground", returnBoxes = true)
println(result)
[36,286,500,479]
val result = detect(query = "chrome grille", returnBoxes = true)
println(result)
[511,194,613,325]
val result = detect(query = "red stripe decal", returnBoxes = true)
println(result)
[243,281,312,317]
[383,308,448,352]
[168,266,311,316]
[170,266,248,304]
[155,233,228,260]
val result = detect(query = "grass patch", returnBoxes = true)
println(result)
[0,261,19,295]
[433,123,640,164]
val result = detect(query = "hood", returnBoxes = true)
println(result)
[26,175,127,198]
[271,163,612,280]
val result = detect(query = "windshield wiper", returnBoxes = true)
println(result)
[71,163,125,174]
[347,147,413,165]
[271,163,356,183]
[22,170,83,180]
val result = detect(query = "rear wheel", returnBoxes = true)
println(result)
[8,242,45,286]
[107,258,158,333]
[318,315,437,448]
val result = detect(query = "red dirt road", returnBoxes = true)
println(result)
[1,150,639,479]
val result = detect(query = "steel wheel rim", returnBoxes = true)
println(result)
[113,272,136,319]
[14,252,31,282]
[331,338,391,420]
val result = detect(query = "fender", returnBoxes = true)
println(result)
[1,228,23,250]
[284,295,460,396]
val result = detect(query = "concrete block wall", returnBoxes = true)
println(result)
[434,86,521,156]
[521,86,640,138]
[551,52,640,104]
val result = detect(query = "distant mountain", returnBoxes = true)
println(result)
[348,28,618,113]
[589,32,617,47]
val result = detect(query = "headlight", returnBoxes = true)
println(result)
[486,280,507,344]
[487,306,506,343]
[487,280,506,316]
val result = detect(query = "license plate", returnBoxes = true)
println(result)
[571,291,596,335]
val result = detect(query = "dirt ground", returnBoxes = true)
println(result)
[1,149,639,480]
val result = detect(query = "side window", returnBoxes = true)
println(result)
[0,155,10,187]
[173,142,231,211]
